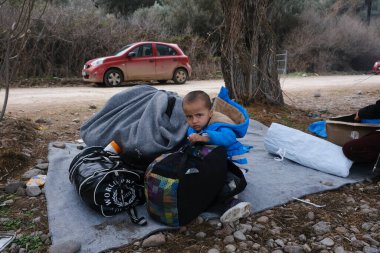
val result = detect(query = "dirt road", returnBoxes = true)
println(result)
[5,75,380,115]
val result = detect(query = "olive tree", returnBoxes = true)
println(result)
[220,0,284,105]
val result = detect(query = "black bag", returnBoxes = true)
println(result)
[145,143,245,227]
[69,146,147,225]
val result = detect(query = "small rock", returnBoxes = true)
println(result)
[5,182,24,194]
[363,246,378,253]
[32,217,41,223]
[362,234,379,246]
[272,250,284,253]
[284,245,304,253]
[257,216,269,224]
[72,118,80,123]
[48,240,81,253]
[320,238,334,247]
[252,243,261,250]
[40,234,49,243]
[77,145,84,150]
[238,242,248,250]
[312,221,331,235]
[207,249,220,253]
[299,234,307,242]
[196,216,204,224]
[142,233,166,248]
[350,226,360,234]
[275,239,285,247]
[314,92,321,98]
[357,91,362,95]
[208,220,222,229]
[233,231,246,241]
[22,169,44,180]
[196,232,206,239]
[35,163,49,170]
[215,224,234,237]
[351,239,368,248]
[26,186,42,197]
[89,104,97,109]
[307,212,315,220]
[362,222,374,231]
[334,246,345,253]
[53,142,66,149]
[259,247,270,253]
[18,248,26,253]
[223,235,235,244]
[15,187,25,196]
[346,196,356,204]
[238,224,252,234]
[35,118,51,124]
[302,244,311,252]
[335,227,348,234]
[225,244,236,253]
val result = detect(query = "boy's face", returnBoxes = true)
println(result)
[183,99,212,131]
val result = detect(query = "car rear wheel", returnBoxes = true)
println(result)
[104,69,123,87]
[173,68,188,84]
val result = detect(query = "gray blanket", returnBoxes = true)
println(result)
[46,120,374,253]
[80,85,188,163]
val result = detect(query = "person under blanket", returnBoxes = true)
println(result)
[182,88,252,223]
[343,99,380,168]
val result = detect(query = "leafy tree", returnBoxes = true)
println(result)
[93,0,155,17]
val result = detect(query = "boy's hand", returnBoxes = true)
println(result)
[188,133,210,143]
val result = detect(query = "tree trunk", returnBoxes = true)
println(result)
[220,0,284,105]
[366,0,372,25]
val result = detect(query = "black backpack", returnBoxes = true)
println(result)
[69,146,147,225]
[145,143,246,227]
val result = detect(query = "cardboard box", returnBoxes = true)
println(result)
[326,114,380,146]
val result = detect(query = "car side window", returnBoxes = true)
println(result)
[129,44,152,57]
[157,44,177,56]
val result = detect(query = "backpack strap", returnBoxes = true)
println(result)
[127,207,147,226]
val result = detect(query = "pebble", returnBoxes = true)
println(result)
[284,245,304,253]
[238,242,248,250]
[307,212,315,220]
[313,221,331,235]
[224,235,235,244]
[362,223,374,231]
[5,181,24,194]
[19,248,26,253]
[208,220,222,229]
[48,240,81,253]
[275,239,285,247]
[15,187,26,196]
[233,231,246,241]
[196,232,206,239]
[363,246,379,253]
[320,237,335,247]
[252,243,261,250]
[53,142,66,149]
[32,217,41,223]
[314,92,321,98]
[72,119,80,123]
[21,169,44,180]
[89,104,97,109]
[142,233,166,247]
[225,244,236,253]
[299,234,307,242]
[334,246,345,253]
[238,224,252,233]
[196,216,204,224]
[272,250,284,253]
[257,216,269,223]
[207,249,220,253]
[302,244,312,252]
[362,234,379,246]
[335,227,348,234]
[35,163,49,170]
[351,239,368,248]
[26,186,42,197]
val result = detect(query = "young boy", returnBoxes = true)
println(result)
[182,88,252,223]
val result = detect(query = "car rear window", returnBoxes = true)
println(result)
[157,44,177,56]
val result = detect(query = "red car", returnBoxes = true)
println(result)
[373,61,380,74]
[82,42,192,86]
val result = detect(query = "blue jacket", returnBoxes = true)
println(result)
[187,87,252,163]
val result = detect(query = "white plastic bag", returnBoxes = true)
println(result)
[264,123,353,177]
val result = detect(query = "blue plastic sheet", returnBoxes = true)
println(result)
[308,121,327,138]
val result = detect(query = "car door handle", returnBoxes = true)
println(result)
[149,59,154,63]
